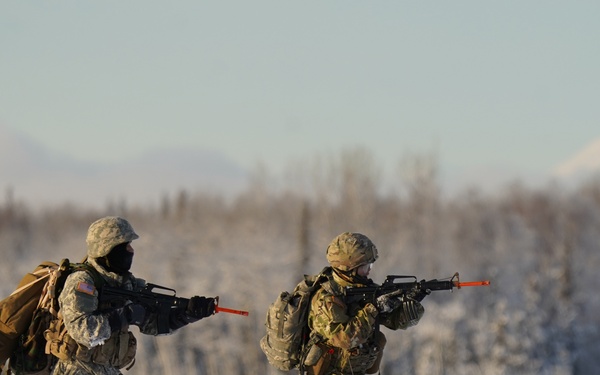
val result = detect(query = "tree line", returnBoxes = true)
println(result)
[2,150,599,374]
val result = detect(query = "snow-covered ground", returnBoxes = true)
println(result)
[2,177,598,374]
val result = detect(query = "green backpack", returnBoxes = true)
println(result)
[0,258,101,374]
[260,267,331,373]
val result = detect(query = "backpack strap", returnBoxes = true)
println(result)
[77,262,106,290]
[55,260,106,297]
[298,268,337,374]
[276,293,291,338]
[314,267,343,297]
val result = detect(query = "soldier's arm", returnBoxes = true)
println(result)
[59,271,113,348]
[379,299,424,330]
[127,276,191,336]
[309,289,378,350]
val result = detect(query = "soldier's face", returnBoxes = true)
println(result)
[106,242,135,274]
[357,263,373,277]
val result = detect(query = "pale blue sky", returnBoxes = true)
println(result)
[2,1,599,192]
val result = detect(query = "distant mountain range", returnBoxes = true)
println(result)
[0,126,249,209]
[552,138,600,179]
[2,125,600,208]
[446,139,600,195]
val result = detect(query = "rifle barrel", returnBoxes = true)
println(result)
[454,280,491,288]
[215,306,249,316]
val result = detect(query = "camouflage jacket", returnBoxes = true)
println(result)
[51,258,169,375]
[307,270,424,375]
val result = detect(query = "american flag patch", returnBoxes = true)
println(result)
[76,282,96,296]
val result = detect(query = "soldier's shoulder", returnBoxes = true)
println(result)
[66,268,97,284]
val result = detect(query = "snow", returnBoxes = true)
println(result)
[553,138,600,178]
[1,174,598,375]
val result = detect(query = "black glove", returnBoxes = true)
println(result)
[107,303,146,332]
[411,282,432,302]
[124,303,147,327]
[107,307,129,332]
[185,296,216,322]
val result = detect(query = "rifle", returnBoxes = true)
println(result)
[99,283,249,334]
[342,272,490,305]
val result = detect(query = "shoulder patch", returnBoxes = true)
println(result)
[76,281,96,296]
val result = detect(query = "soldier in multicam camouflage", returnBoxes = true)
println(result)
[48,216,217,375]
[306,232,424,375]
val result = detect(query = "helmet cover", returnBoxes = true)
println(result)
[326,232,378,271]
[86,216,139,258]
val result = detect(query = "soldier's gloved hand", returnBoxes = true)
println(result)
[124,303,147,327]
[376,294,402,313]
[185,296,217,322]
[399,298,423,327]
[108,304,147,332]
[107,307,129,332]
[411,282,431,302]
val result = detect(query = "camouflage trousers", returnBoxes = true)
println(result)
[51,358,122,375]
[306,331,386,375]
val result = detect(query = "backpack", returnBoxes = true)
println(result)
[0,258,102,374]
[260,267,332,373]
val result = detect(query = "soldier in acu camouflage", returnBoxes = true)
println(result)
[49,216,217,375]
[306,232,425,375]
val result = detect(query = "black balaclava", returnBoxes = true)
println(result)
[102,242,133,275]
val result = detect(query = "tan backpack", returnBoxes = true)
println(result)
[260,267,332,374]
[0,259,101,374]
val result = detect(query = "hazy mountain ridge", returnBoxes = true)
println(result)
[444,138,600,195]
[0,126,248,208]
[553,138,600,178]
[3,125,600,208]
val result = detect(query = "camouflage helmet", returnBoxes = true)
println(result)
[326,232,378,271]
[86,216,139,258]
